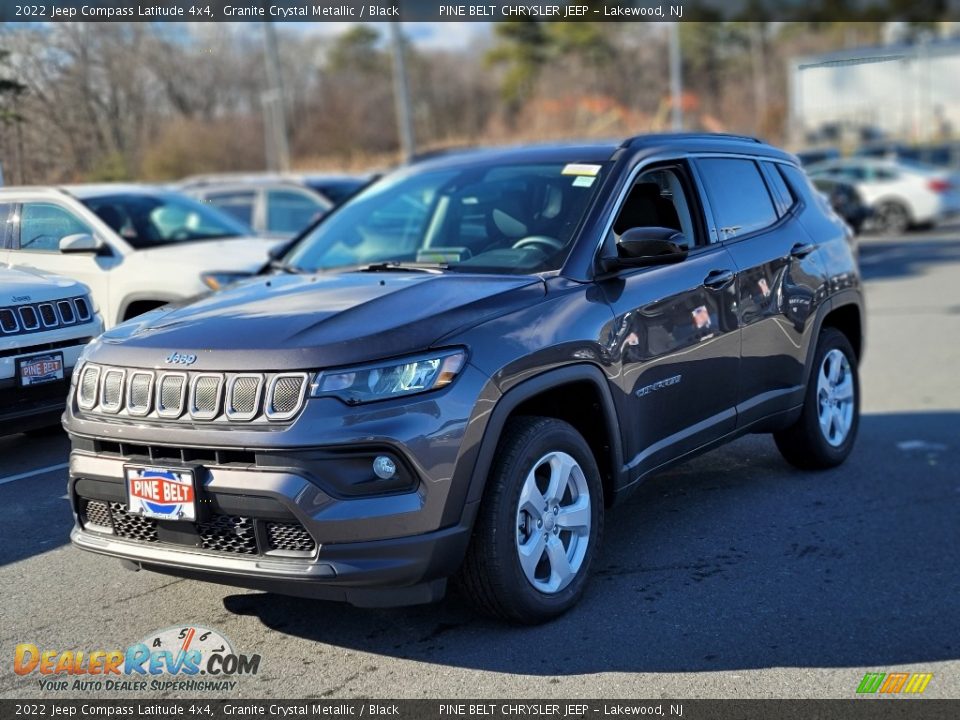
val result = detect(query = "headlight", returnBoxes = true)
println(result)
[310,350,466,404]
[201,272,251,291]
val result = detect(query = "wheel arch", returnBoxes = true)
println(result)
[461,364,625,518]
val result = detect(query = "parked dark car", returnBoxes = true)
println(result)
[812,177,872,234]
[65,134,864,623]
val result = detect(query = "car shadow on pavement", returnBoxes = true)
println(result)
[223,411,959,674]
[858,237,960,283]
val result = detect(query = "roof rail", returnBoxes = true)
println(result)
[622,132,765,148]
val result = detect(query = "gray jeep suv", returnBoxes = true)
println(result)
[65,134,864,623]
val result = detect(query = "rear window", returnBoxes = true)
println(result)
[697,158,778,240]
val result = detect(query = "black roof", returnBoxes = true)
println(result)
[408,133,795,173]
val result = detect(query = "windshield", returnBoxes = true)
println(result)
[82,192,252,249]
[284,161,609,274]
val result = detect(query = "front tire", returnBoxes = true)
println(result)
[458,416,603,624]
[775,328,860,469]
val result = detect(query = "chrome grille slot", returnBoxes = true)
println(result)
[226,374,262,421]
[266,373,307,421]
[73,297,92,322]
[38,303,58,327]
[126,371,154,416]
[156,372,187,418]
[57,300,76,324]
[78,365,101,410]
[0,309,18,333]
[99,368,125,413]
[190,374,223,420]
[18,306,39,330]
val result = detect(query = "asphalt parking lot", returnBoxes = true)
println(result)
[1,229,958,700]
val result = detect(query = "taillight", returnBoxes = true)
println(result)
[928,178,952,193]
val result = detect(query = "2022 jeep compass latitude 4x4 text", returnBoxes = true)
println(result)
[66,134,863,623]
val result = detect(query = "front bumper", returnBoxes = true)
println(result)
[65,363,497,605]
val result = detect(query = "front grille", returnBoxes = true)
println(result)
[109,502,159,543]
[127,371,153,416]
[197,514,257,554]
[74,297,92,322]
[0,309,17,333]
[78,365,100,409]
[268,375,306,419]
[38,304,58,327]
[266,521,317,553]
[0,297,92,336]
[100,369,125,412]
[79,498,315,558]
[19,306,39,330]
[81,499,113,529]
[157,373,186,418]
[78,365,307,424]
[57,300,76,324]
[190,375,222,419]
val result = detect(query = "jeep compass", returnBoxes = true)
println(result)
[65,134,863,623]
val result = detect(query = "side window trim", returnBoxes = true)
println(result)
[690,155,784,245]
[610,158,711,249]
[759,161,793,217]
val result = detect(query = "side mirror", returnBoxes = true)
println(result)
[59,233,103,254]
[601,227,688,272]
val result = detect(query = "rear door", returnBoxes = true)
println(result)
[695,156,827,426]
[601,160,741,472]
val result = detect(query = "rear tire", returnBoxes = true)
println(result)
[458,416,603,624]
[874,200,911,235]
[775,328,859,469]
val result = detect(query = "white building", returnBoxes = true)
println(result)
[789,38,960,147]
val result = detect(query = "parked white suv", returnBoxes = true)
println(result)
[806,158,960,234]
[0,186,280,328]
[1,263,103,435]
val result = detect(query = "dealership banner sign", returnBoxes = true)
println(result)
[1,0,958,23]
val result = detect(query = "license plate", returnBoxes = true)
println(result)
[126,466,197,522]
[17,352,64,387]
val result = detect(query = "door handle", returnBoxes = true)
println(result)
[703,269,735,290]
[790,242,817,258]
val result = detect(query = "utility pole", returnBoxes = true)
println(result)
[262,19,290,172]
[390,22,416,163]
[669,23,683,131]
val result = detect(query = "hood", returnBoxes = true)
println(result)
[128,237,282,272]
[1,264,89,305]
[92,271,545,371]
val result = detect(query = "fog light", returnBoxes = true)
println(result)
[373,456,397,480]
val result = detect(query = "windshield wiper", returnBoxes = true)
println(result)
[357,261,449,274]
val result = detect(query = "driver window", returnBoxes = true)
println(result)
[17,203,92,253]
[612,166,697,247]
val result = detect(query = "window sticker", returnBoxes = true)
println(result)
[561,163,602,177]
[572,175,597,188]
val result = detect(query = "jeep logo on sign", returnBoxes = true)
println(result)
[165,352,197,366]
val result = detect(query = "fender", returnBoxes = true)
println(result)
[452,363,626,531]
[801,288,865,389]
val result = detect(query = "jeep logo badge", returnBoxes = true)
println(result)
[165,352,197,366]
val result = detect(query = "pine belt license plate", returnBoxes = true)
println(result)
[126,466,197,522]
[17,352,64,386]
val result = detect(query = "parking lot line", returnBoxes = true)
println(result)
[0,462,69,486]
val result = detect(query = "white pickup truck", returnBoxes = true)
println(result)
[1,264,103,435]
